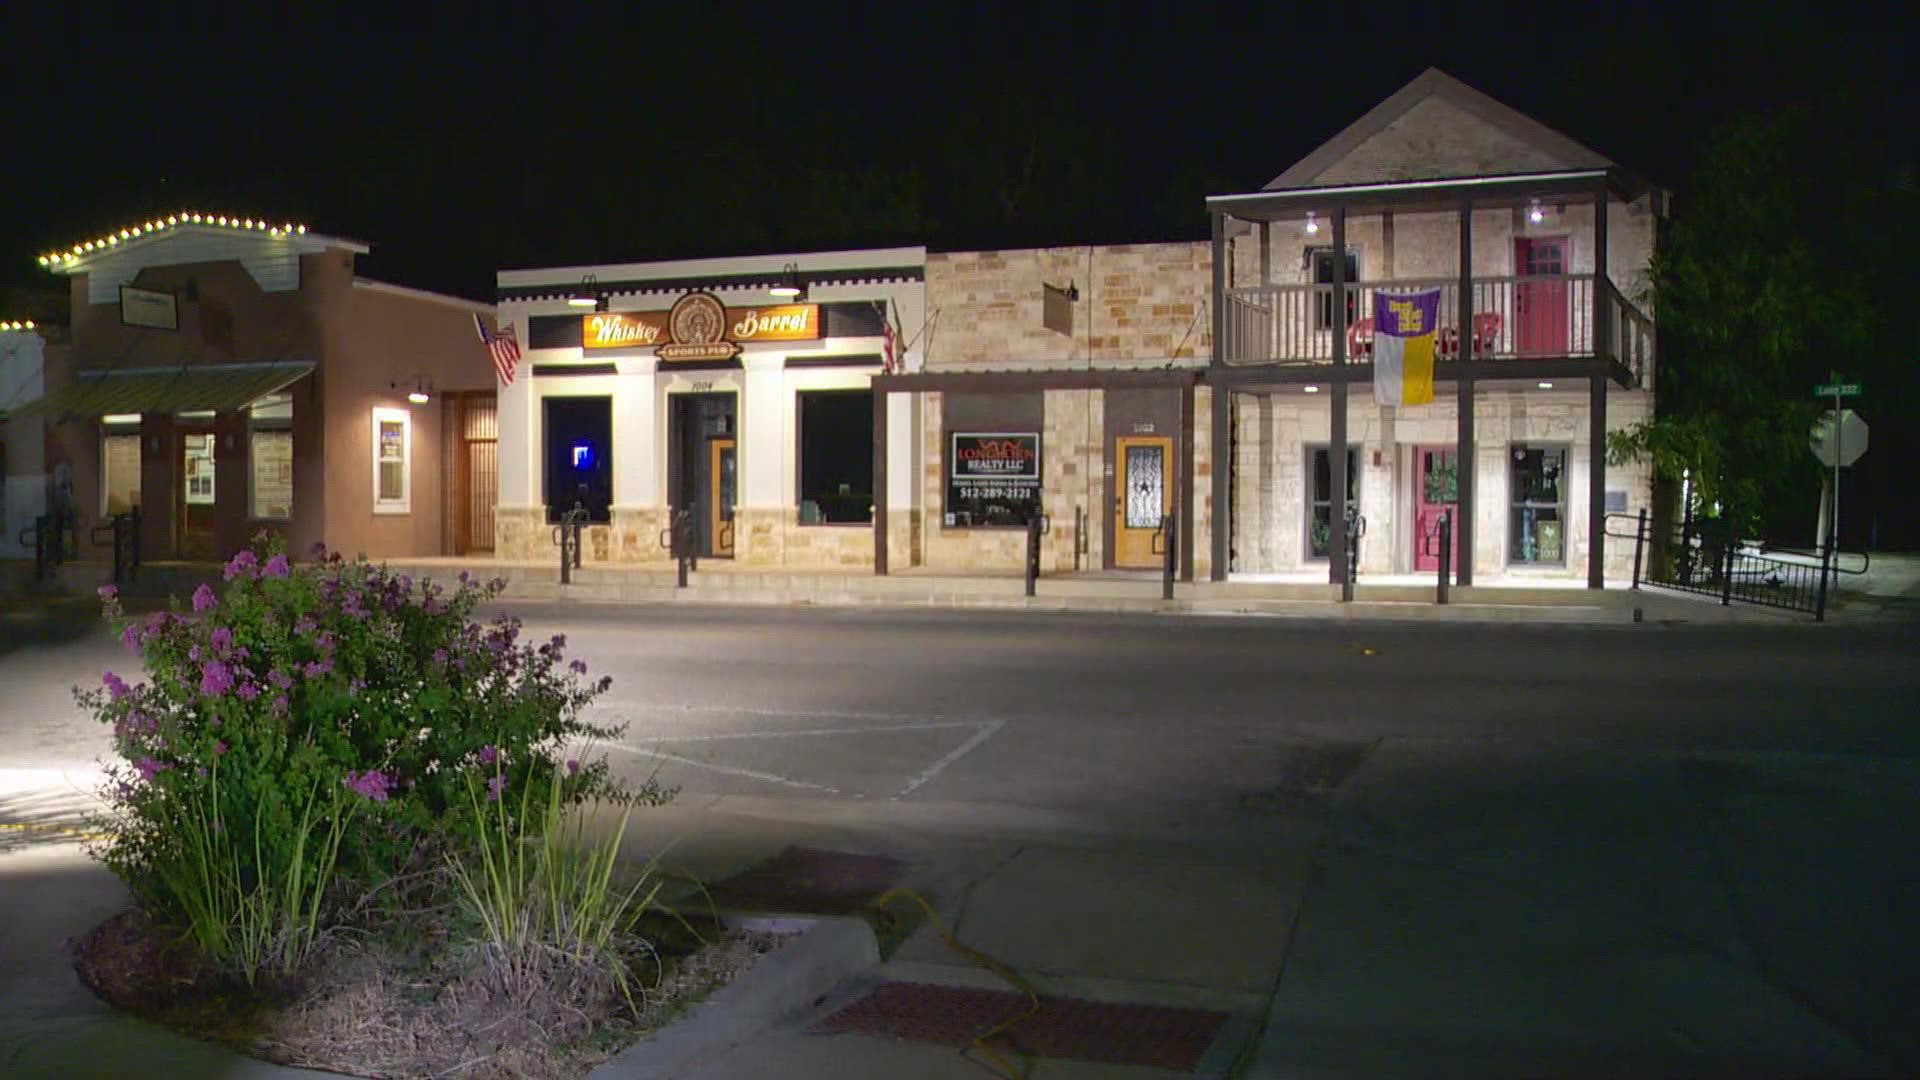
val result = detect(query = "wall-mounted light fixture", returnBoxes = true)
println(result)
[769,262,806,301]
[391,376,433,405]
[568,274,601,309]
[1303,385,1321,394]
[1528,199,1545,224]
[1305,211,1321,236]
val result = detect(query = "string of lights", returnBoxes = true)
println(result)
[39,214,308,267]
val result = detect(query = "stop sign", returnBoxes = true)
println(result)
[1810,409,1868,467]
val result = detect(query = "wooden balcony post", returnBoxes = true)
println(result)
[873,386,889,575]
[1211,211,1227,366]
[1331,208,1348,366]
[1455,199,1475,586]
[1588,185,1609,590]
[1328,208,1348,585]
[1259,221,1274,360]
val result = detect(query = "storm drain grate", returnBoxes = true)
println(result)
[706,846,904,914]
[815,981,1229,1071]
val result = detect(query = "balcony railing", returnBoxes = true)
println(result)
[1223,273,1653,385]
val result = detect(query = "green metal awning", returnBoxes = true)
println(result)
[2,361,313,421]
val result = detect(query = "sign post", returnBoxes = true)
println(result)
[1809,379,1866,550]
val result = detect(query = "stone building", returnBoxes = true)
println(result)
[5,214,501,562]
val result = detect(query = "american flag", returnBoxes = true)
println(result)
[475,313,521,386]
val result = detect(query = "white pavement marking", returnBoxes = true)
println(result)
[894,718,1005,800]
[594,702,981,725]
[621,721,983,744]
[606,745,842,795]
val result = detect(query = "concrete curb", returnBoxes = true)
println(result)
[589,914,879,1079]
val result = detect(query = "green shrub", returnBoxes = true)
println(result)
[79,535,629,975]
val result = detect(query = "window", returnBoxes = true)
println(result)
[182,433,215,505]
[1309,247,1361,330]
[543,396,612,523]
[101,425,142,516]
[796,390,874,524]
[249,393,293,519]
[1509,444,1567,564]
[372,406,410,514]
[1307,445,1361,559]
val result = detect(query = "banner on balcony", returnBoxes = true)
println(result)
[1372,289,1440,407]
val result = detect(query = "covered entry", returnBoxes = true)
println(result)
[668,391,737,558]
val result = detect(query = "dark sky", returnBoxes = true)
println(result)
[3,1,1909,305]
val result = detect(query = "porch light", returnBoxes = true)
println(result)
[1304,385,1321,394]
[408,390,431,405]
[1304,212,1320,236]
[769,262,805,300]
[1528,199,1545,224]
[567,274,600,309]
[392,376,432,405]
[1537,381,1553,389]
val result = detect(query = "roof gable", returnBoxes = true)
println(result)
[1268,68,1613,189]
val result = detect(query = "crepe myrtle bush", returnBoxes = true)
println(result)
[79,534,637,915]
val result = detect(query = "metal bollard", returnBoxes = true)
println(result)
[1161,513,1177,601]
[558,521,573,586]
[1436,510,1451,605]
[1814,531,1833,623]
[1025,515,1041,598]
[1340,508,1364,604]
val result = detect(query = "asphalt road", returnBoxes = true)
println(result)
[4,604,1917,1074]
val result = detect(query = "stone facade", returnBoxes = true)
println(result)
[926,244,1211,370]
[1230,390,1653,580]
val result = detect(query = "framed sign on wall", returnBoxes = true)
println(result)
[120,285,179,331]
[945,432,1042,528]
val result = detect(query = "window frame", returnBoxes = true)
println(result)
[372,406,412,515]
[794,388,875,526]
[247,394,294,521]
[1507,442,1569,565]
[1304,443,1362,562]
[99,422,143,518]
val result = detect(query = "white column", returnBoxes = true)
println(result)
[612,357,657,508]
[740,352,785,508]
[496,317,539,507]
[887,391,912,509]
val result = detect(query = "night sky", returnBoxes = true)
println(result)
[2,3,1910,306]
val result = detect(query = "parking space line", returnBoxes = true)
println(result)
[894,719,1005,800]
[607,744,842,794]
[623,720,982,745]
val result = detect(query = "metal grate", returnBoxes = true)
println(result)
[706,847,904,915]
[816,981,1229,1071]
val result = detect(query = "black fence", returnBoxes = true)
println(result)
[1606,511,1868,621]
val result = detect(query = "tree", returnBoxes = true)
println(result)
[1608,102,1911,538]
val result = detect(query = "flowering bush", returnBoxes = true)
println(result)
[80,536,628,947]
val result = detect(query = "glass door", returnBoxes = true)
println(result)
[1113,436,1173,568]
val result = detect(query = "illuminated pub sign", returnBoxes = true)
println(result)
[945,432,1042,528]
[583,290,819,360]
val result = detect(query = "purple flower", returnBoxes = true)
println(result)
[550,633,567,649]
[236,683,260,702]
[308,541,329,560]
[596,675,613,693]
[569,659,588,675]
[476,745,498,765]
[192,584,217,612]
[223,549,258,581]
[432,648,450,665]
[486,773,508,802]
[349,678,367,694]
[488,577,507,593]
[458,570,472,585]
[304,659,333,679]
[215,740,229,755]
[271,694,289,715]
[294,616,318,636]
[209,626,233,655]
[344,770,392,803]
[566,759,580,776]
[315,632,337,655]
[120,624,141,652]
[135,757,167,782]
[97,584,118,601]
[102,671,132,701]
[199,660,235,698]
[263,554,290,579]
[188,645,202,663]
[268,669,294,691]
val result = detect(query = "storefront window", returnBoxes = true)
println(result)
[101,425,142,516]
[373,407,411,514]
[249,393,293,519]
[543,396,612,523]
[1307,445,1361,559]
[1510,444,1567,563]
[796,390,873,524]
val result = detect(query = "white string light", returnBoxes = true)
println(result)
[38,212,313,266]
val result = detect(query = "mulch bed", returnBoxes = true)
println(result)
[71,906,791,1079]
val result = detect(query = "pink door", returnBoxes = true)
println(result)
[1515,237,1569,355]
[1413,446,1459,573]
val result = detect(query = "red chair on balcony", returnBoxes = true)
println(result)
[1438,313,1504,357]
[1346,317,1375,359]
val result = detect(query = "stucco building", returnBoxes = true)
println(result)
[5,214,503,562]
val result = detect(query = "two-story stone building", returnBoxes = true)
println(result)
[7,214,503,562]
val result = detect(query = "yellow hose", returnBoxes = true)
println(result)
[872,887,1040,1080]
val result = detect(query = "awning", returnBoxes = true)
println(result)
[2,361,314,421]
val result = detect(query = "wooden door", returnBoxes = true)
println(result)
[709,437,735,557]
[460,395,499,552]
[1113,436,1173,568]
[1412,446,1459,573]
[1515,236,1569,355]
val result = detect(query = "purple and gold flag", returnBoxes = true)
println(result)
[1373,289,1440,406]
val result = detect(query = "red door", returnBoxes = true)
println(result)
[1413,446,1459,573]
[1515,237,1569,355]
